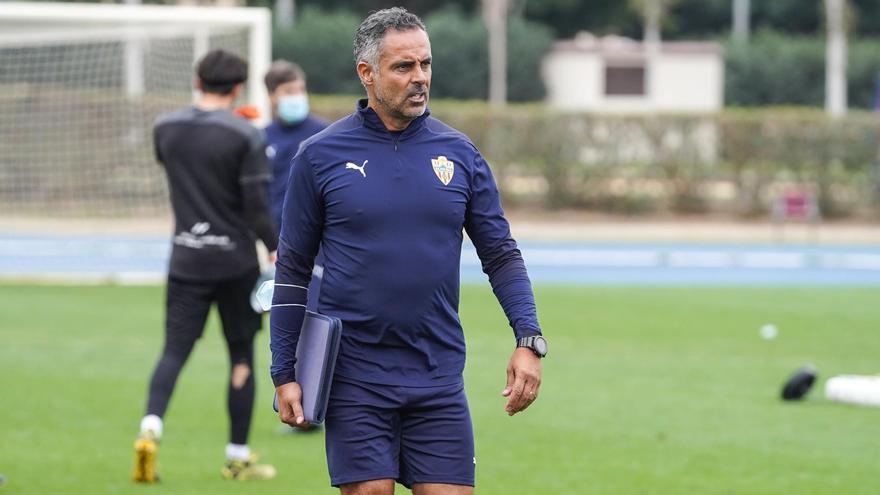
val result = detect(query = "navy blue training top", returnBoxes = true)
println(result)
[270,100,541,387]
[264,114,328,228]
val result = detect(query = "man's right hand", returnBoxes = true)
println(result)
[276,381,310,429]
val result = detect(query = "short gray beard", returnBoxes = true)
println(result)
[373,77,425,122]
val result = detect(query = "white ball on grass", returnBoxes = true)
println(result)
[760,324,778,340]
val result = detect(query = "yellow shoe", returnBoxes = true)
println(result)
[132,431,159,483]
[221,454,277,481]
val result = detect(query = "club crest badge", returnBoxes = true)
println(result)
[431,156,454,186]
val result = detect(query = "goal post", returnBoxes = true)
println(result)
[0,2,272,218]
[0,2,271,117]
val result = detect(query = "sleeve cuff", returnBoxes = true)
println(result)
[263,237,279,252]
[271,369,297,387]
[513,325,542,340]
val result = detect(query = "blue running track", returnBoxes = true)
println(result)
[1,234,879,286]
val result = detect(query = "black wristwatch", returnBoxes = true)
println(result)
[517,335,548,358]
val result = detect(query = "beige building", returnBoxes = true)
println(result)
[542,33,724,113]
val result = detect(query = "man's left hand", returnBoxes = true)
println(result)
[502,347,542,416]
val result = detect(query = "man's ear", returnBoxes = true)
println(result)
[194,77,204,92]
[357,61,374,87]
[230,83,244,100]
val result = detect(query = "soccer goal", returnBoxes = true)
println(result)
[0,2,271,218]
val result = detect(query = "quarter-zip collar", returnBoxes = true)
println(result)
[356,98,431,141]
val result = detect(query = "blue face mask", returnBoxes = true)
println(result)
[277,94,309,125]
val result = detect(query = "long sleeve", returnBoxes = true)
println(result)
[464,153,541,339]
[152,124,164,165]
[242,180,278,252]
[239,134,278,251]
[269,150,324,387]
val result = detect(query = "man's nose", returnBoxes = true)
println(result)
[412,65,428,85]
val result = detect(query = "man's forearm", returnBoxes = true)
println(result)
[484,248,541,338]
[269,245,315,386]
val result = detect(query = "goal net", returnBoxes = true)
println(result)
[0,2,271,218]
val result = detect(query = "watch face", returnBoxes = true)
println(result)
[534,336,548,356]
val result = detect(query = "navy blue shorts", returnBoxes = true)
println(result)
[324,377,475,489]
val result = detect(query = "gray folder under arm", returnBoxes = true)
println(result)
[273,311,342,424]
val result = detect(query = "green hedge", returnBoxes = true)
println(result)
[272,7,553,101]
[426,7,554,101]
[272,7,363,95]
[726,31,880,109]
[8,87,875,219]
[311,96,880,218]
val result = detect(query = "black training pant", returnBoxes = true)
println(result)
[145,270,262,445]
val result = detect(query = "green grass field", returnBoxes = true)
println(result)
[1,284,879,494]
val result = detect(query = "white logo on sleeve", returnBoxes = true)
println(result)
[191,222,210,235]
[345,160,368,177]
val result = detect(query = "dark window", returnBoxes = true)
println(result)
[605,66,646,96]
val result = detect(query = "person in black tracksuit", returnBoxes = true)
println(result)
[132,49,277,483]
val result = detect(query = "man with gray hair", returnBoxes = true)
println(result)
[270,7,547,494]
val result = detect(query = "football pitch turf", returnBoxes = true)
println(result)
[1,284,879,494]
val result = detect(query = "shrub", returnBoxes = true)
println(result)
[272,7,553,102]
[725,31,880,110]
[421,7,554,101]
[309,95,880,218]
[272,7,363,95]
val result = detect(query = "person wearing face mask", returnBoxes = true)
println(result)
[263,61,328,230]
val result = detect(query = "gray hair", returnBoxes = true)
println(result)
[353,7,426,69]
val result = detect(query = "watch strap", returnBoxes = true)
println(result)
[517,335,546,357]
